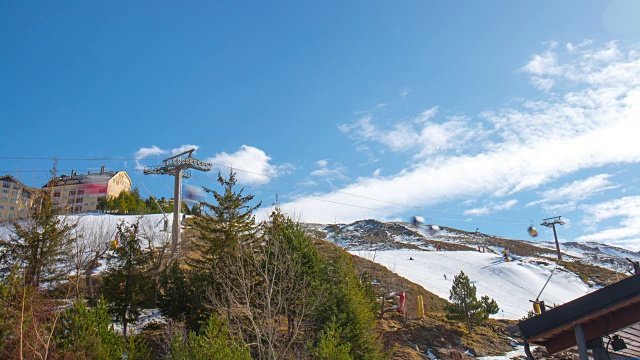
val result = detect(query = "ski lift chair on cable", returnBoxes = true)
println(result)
[528,222,538,237]
[412,216,440,235]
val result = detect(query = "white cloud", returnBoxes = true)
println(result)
[134,145,169,170]
[298,179,318,187]
[135,146,168,159]
[527,174,619,210]
[464,199,518,216]
[464,207,491,216]
[530,77,555,91]
[340,106,478,158]
[576,196,640,250]
[400,88,410,98]
[208,145,279,186]
[310,160,347,181]
[310,168,345,178]
[261,41,640,234]
[171,144,200,155]
[523,51,562,76]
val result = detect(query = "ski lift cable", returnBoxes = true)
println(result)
[535,244,573,301]
[139,180,169,222]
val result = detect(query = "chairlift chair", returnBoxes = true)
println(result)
[528,223,538,237]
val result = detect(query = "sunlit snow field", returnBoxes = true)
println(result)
[351,249,592,319]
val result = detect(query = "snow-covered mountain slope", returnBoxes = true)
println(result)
[352,249,590,319]
[304,219,640,268]
[3,214,638,322]
[305,219,640,320]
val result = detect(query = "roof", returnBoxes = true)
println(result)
[0,174,38,194]
[518,274,640,358]
[43,171,123,188]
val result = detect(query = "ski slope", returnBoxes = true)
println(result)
[0,214,600,321]
[351,249,592,319]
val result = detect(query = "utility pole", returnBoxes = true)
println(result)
[144,149,212,255]
[49,157,59,197]
[541,216,565,261]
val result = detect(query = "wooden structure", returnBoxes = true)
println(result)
[518,274,640,359]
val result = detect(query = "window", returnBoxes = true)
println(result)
[11,198,18,203]
[2,189,7,194]
[1,197,7,201]
[10,206,15,211]
[2,182,10,188]
[8,214,13,219]
[20,209,25,213]
[12,191,18,196]
[0,205,4,209]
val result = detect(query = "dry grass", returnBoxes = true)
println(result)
[559,259,628,287]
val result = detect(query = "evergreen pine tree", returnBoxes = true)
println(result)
[169,315,251,360]
[55,297,126,359]
[101,221,154,339]
[446,271,499,333]
[0,194,75,287]
[480,295,500,317]
[312,318,353,360]
[263,208,324,345]
[188,170,261,273]
[185,170,261,333]
[157,261,205,331]
[316,253,384,360]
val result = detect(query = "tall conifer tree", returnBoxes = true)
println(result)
[445,271,498,333]
[0,194,75,287]
[187,170,261,273]
[101,221,154,339]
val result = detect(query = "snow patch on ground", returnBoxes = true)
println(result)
[477,345,526,360]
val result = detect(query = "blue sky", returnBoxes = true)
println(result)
[2,1,640,249]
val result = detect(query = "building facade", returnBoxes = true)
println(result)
[43,166,132,213]
[0,175,37,221]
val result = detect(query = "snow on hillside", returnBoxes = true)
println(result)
[352,250,592,320]
[0,213,172,246]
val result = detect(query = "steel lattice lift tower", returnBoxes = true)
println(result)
[541,216,565,261]
[144,149,212,254]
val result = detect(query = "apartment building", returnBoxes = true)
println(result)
[43,166,132,213]
[0,175,37,221]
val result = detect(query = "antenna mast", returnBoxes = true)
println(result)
[144,149,212,255]
[541,216,565,261]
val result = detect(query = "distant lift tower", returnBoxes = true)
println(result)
[144,149,212,254]
[541,216,565,261]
